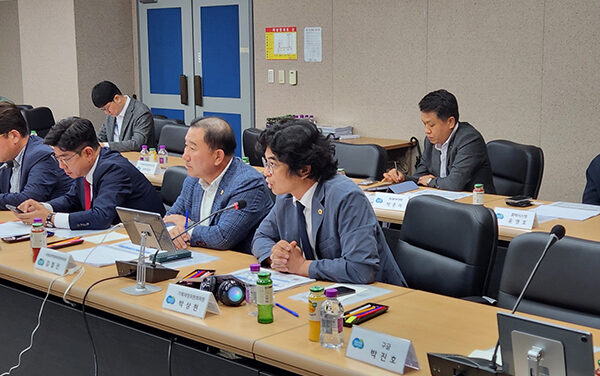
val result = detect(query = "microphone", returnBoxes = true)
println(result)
[170,200,247,242]
[488,224,566,370]
[0,160,14,171]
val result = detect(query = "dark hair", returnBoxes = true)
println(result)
[44,117,100,151]
[0,102,28,136]
[91,81,122,108]
[190,116,236,156]
[257,119,337,182]
[418,89,459,123]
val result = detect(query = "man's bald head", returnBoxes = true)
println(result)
[189,116,236,156]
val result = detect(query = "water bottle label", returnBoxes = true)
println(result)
[337,317,344,333]
[256,284,273,305]
[30,232,46,248]
[159,157,166,164]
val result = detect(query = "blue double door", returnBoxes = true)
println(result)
[138,0,253,157]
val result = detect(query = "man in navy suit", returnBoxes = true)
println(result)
[165,117,273,253]
[93,81,155,152]
[16,117,164,230]
[0,102,71,209]
[252,119,406,285]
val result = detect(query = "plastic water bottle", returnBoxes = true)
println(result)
[256,271,273,324]
[30,218,47,262]
[158,145,168,170]
[320,288,344,349]
[245,263,260,316]
[139,145,149,161]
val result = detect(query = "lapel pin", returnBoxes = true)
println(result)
[318,209,323,215]
[220,189,224,195]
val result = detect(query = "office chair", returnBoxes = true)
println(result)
[384,195,498,298]
[242,128,263,166]
[158,124,189,156]
[333,141,387,180]
[23,107,55,138]
[161,166,188,209]
[153,118,179,146]
[487,140,544,198]
[497,232,600,329]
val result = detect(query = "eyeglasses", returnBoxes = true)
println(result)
[52,147,84,165]
[262,157,276,174]
[100,101,112,113]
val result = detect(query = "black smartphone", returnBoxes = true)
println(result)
[505,195,533,207]
[334,286,356,297]
[2,231,54,243]
[5,204,24,214]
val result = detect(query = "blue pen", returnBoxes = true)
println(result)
[275,302,299,317]
[185,209,189,231]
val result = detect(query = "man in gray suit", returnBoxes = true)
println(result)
[384,89,495,193]
[252,119,406,286]
[92,81,155,152]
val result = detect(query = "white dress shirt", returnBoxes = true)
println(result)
[9,145,26,193]
[434,122,459,178]
[197,158,233,226]
[293,182,318,255]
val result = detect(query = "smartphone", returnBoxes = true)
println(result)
[335,286,356,297]
[5,204,24,214]
[2,231,54,243]
[505,195,533,207]
[357,179,377,186]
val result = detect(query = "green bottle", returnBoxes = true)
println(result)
[256,271,273,324]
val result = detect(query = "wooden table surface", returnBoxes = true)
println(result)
[122,151,186,186]
[339,137,412,151]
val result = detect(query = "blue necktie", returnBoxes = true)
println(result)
[295,202,314,260]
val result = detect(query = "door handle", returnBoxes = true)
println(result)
[194,75,203,106]
[179,74,188,105]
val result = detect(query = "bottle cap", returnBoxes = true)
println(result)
[159,145,166,149]
[250,263,260,272]
[325,288,338,298]
[474,183,483,188]
[141,145,148,150]
[33,218,43,225]
[258,271,271,279]
[310,286,324,293]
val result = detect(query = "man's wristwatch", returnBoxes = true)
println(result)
[45,212,55,228]
[426,177,433,186]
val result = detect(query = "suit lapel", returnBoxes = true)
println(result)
[120,100,135,140]
[311,181,325,250]
[208,159,236,225]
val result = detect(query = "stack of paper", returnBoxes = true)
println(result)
[318,125,353,138]
[530,201,600,221]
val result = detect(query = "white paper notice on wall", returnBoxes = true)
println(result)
[304,27,322,62]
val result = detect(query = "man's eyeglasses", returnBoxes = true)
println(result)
[262,157,276,174]
[52,148,84,165]
[100,101,112,113]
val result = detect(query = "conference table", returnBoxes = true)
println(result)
[122,151,186,187]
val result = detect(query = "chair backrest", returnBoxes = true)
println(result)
[385,195,498,298]
[158,124,189,156]
[23,107,55,138]
[153,118,178,146]
[332,141,388,179]
[497,232,600,329]
[161,166,188,208]
[242,128,263,166]
[487,140,544,198]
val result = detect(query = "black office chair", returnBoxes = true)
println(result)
[384,195,498,298]
[23,107,55,138]
[161,166,188,209]
[333,141,387,180]
[497,232,600,329]
[159,124,189,156]
[242,128,263,166]
[153,118,178,146]
[487,140,544,198]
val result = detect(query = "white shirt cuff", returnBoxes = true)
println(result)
[53,213,70,229]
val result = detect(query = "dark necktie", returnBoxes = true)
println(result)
[84,179,92,210]
[295,202,314,260]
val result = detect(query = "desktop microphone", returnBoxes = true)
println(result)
[0,160,14,171]
[488,224,566,370]
[170,200,247,242]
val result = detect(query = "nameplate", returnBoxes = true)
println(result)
[370,192,409,212]
[136,161,160,175]
[346,326,419,374]
[162,283,220,319]
[34,247,78,275]
[494,207,538,229]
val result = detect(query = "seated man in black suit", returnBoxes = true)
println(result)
[583,154,600,205]
[92,80,155,152]
[16,117,165,230]
[0,102,71,208]
[383,89,495,193]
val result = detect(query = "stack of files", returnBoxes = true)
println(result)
[530,201,600,221]
[318,125,353,138]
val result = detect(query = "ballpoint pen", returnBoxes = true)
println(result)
[275,302,299,317]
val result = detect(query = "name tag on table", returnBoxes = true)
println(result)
[369,192,409,211]
[162,283,220,319]
[494,207,538,230]
[346,326,419,374]
[34,247,78,275]
[136,161,161,175]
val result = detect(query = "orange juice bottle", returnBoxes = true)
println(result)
[308,286,325,341]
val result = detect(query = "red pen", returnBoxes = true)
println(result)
[354,305,386,319]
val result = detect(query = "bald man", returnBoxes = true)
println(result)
[164,117,273,254]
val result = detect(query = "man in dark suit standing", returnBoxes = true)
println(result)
[92,81,155,152]
[0,102,71,209]
[16,117,165,230]
[383,89,495,193]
